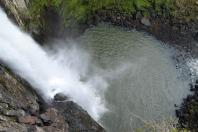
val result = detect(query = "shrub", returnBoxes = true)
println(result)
[29,0,173,25]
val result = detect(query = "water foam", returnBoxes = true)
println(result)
[187,58,198,80]
[0,9,107,120]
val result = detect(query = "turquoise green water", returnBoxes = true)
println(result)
[80,24,189,131]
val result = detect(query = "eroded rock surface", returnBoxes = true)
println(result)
[0,64,40,131]
[0,0,29,27]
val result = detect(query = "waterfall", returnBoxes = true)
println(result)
[0,8,107,120]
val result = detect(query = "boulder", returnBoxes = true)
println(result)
[54,101,106,132]
[141,17,151,26]
[54,93,68,102]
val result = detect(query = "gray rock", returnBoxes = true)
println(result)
[0,122,28,132]
[0,103,8,110]
[136,12,142,19]
[0,65,40,114]
[141,17,151,26]
[54,93,68,102]
[3,109,26,117]
[194,32,198,42]
[54,101,105,132]
[40,113,53,125]
[0,115,12,122]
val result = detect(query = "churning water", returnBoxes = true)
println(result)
[0,8,193,132]
[79,24,190,131]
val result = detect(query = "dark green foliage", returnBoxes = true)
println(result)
[29,0,173,25]
[30,0,198,26]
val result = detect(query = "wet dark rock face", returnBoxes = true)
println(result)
[176,80,198,131]
[53,101,105,132]
[194,32,198,42]
[0,64,40,131]
[0,64,105,132]
[54,93,69,102]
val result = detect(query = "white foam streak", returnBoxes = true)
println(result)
[187,59,198,80]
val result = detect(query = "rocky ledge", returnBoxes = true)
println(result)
[0,64,105,132]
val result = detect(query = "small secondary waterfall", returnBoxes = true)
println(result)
[0,9,107,120]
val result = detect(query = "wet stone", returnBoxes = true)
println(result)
[54,93,68,102]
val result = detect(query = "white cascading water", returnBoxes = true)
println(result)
[0,9,108,120]
[188,59,198,80]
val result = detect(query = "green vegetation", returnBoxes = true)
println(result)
[30,0,173,25]
[29,0,198,27]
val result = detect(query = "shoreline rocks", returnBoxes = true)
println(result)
[176,80,198,131]
[92,10,198,58]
